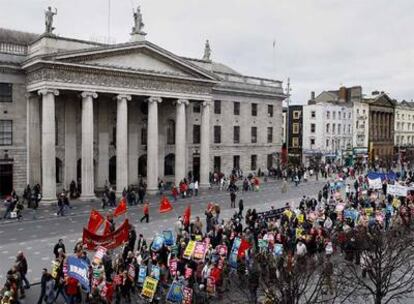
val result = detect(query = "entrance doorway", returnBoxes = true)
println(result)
[109,156,116,185]
[192,156,200,182]
[0,164,13,197]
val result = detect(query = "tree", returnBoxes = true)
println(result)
[339,227,414,304]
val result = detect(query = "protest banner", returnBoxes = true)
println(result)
[229,252,238,269]
[151,234,165,252]
[183,240,196,259]
[182,286,193,304]
[388,184,408,197]
[184,267,193,279]
[258,239,268,252]
[151,265,160,280]
[162,230,174,246]
[128,264,135,280]
[166,281,183,303]
[138,265,147,284]
[364,207,374,216]
[67,256,90,292]
[169,258,177,277]
[141,276,158,300]
[93,246,107,264]
[274,243,283,256]
[231,237,241,253]
[193,242,207,261]
[51,260,60,279]
[82,219,129,250]
[368,177,382,190]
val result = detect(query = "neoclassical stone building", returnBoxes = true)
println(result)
[0,11,285,201]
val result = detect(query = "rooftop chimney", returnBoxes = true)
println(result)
[310,91,315,100]
[338,86,346,102]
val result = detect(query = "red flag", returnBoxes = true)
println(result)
[159,196,173,213]
[83,219,129,250]
[87,209,105,233]
[183,205,191,226]
[114,197,127,217]
[237,239,251,257]
[103,220,112,236]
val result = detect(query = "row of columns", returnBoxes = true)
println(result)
[371,111,393,141]
[37,89,211,201]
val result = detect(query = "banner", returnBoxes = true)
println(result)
[141,277,158,300]
[229,252,238,269]
[183,240,196,259]
[193,242,207,261]
[163,230,174,246]
[151,265,160,280]
[274,243,283,256]
[388,184,408,197]
[138,265,147,284]
[169,258,177,277]
[182,287,193,304]
[67,256,90,292]
[151,234,165,252]
[368,177,382,190]
[93,246,107,264]
[83,219,129,250]
[128,264,135,280]
[258,239,268,252]
[166,281,183,303]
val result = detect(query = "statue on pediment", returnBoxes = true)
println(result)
[45,6,57,34]
[132,5,145,34]
[203,40,211,61]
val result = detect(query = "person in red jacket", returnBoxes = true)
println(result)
[65,277,80,304]
[140,202,149,223]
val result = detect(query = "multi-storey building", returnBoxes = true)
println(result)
[0,8,285,199]
[286,105,303,165]
[394,100,414,164]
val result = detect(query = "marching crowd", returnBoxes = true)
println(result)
[1,164,414,303]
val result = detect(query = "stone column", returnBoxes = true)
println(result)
[97,99,109,188]
[64,97,77,188]
[27,94,41,185]
[128,102,139,186]
[116,94,131,196]
[80,92,98,200]
[38,89,59,202]
[175,99,188,186]
[147,97,162,194]
[200,100,211,188]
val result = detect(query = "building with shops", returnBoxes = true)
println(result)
[0,8,285,200]
[394,100,414,164]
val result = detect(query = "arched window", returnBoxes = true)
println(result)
[138,155,147,177]
[167,119,175,145]
[164,153,175,176]
[56,158,63,183]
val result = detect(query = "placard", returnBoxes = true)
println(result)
[183,240,196,259]
[141,277,158,300]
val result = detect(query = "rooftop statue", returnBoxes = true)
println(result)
[45,6,57,34]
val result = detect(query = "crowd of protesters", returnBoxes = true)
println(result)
[1,162,414,303]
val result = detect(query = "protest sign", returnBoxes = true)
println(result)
[141,277,158,300]
[83,219,129,250]
[169,258,177,277]
[67,256,90,292]
[183,240,196,259]
[138,265,147,284]
[151,265,160,280]
[274,243,283,256]
[162,230,174,246]
[128,264,135,280]
[258,239,268,251]
[229,252,238,269]
[184,267,193,279]
[151,234,165,252]
[193,242,207,261]
[388,184,408,197]
[93,246,107,264]
[182,287,193,304]
[368,177,382,190]
[166,281,183,303]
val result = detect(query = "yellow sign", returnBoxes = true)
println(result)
[296,227,304,239]
[297,214,304,224]
[183,240,196,259]
[141,276,158,300]
[364,208,374,216]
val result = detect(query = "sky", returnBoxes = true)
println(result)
[1,0,414,104]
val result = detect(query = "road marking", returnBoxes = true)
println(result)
[41,257,50,261]
[30,235,38,238]
[18,228,24,231]
[34,251,40,255]
[9,238,16,241]
[18,242,26,245]
[8,256,14,260]
[26,247,32,250]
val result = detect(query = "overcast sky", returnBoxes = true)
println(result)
[1,0,413,103]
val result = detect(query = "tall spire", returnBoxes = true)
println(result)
[130,4,147,42]
[202,39,211,61]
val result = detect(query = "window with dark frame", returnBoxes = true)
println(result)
[0,83,12,103]
[233,126,240,143]
[268,105,273,117]
[141,125,147,145]
[234,102,240,115]
[193,124,201,144]
[233,155,240,169]
[251,154,257,171]
[167,119,175,145]
[311,123,316,133]
[251,103,258,116]
[251,126,257,143]
[267,154,273,169]
[0,120,12,145]
[214,125,221,143]
[193,102,201,113]
[214,156,221,173]
[214,100,221,114]
[267,127,273,143]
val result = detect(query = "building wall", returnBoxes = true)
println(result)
[352,102,369,148]
[395,104,414,146]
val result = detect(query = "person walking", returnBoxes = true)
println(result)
[230,190,236,208]
[15,251,30,296]
[238,199,244,218]
[194,180,199,196]
[140,201,149,223]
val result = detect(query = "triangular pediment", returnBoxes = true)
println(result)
[51,41,217,81]
[371,94,395,108]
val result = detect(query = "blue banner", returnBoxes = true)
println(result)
[163,230,174,246]
[367,171,396,181]
[67,256,90,292]
[138,265,147,284]
[166,281,183,303]
[151,235,165,252]
[229,252,238,269]
[151,265,160,280]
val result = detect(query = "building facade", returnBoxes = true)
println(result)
[394,100,414,164]
[0,11,285,199]
[286,105,303,165]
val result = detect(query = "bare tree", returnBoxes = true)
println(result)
[339,227,414,304]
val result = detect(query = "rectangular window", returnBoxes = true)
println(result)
[214,125,221,143]
[214,100,221,114]
[338,124,341,135]
[268,105,274,117]
[214,156,221,173]
[326,123,330,133]
[251,127,257,143]
[267,127,273,143]
[326,139,329,148]
[251,103,258,116]
[233,155,240,169]
[193,102,201,113]
[311,111,316,118]
[0,120,12,145]
[348,112,351,119]
[293,111,300,119]
[333,111,336,120]
[193,124,201,144]
[326,111,330,119]
[292,123,299,134]
[0,83,12,103]
[234,102,240,115]
[338,111,341,119]
[251,155,257,171]
[332,123,336,134]
[311,123,316,133]
[310,138,315,145]
[267,154,273,169]
[292,137,299,148]
[233,126,240,143]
